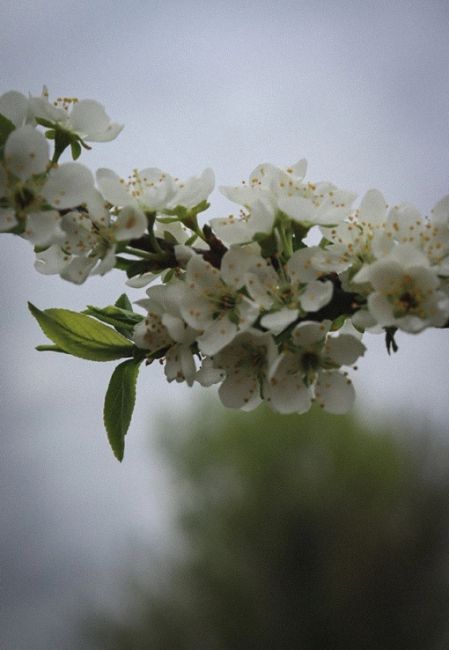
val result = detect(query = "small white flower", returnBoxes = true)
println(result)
[353,245,449,332]
[213,330,278,411]
[30,89,123,142]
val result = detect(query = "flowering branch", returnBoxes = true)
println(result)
[1,87,447,459]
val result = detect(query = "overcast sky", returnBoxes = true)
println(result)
[1,1,448,646]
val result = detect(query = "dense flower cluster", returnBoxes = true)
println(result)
[1,88,448,419]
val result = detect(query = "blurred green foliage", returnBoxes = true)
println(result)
[88,405,449,649]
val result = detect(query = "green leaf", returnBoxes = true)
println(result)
[115,293,133,311]
[28,303,135,361]
[70,140,82,160]
[84,304,143,338]
[0,113,15,159]
[104,358,141,461]
[35,344,67,353]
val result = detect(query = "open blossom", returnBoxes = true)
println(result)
[30,88,123,142]
[266,321,365,415]
[353,244,449,333]
[96,166,214,214]
[211,330,279,410]
[174,253,260,356]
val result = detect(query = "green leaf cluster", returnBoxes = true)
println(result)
[29,296,145,461]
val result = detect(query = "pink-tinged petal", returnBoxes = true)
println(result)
[43,162,95,209]
[197,317,237,355]
[70,100,123,141]
[315,370,355,414]
[300,280,333,312]
[358,189,387,225]
[114,206,147,241]
[0,208,18,232]
[4,125,49,180]
[325,334,366,366]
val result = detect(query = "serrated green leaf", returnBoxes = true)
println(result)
[115,293,133,311]
[28,303,134,361]
[104,358,141,461]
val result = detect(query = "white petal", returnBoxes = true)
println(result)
[260,308,299,334]
[4,125,49,180]
[169,168,215,209]
[324,334,366,366]
[43,162,95,209]
[300,280,333,312]
[91,247,116,277]
[195,357,225,386]
[25,210,62,246]
[34,245,70,275]
[358,189,387,225]
[0,91,30,127]
[431,195,449,225]
[287,246,322,283]
[278,195,316,222]
[126,271,159,288]
[197,317,237,355]
[266,363,312,414]
[367,292,395,325]
[315,370,355,414]
[291,320,330,346]
[61,256,97,284]
[96,168,136,207]
[218,371,260,410]
[209,216,253,245]
[70,100,123,141]
[220,247,262,289]
[114,206,147,241]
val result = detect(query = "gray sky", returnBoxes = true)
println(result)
[1,1,448,646]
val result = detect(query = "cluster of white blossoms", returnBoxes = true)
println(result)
[1,87,448,422]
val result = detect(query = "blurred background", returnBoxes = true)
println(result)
[1,1,448,647]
